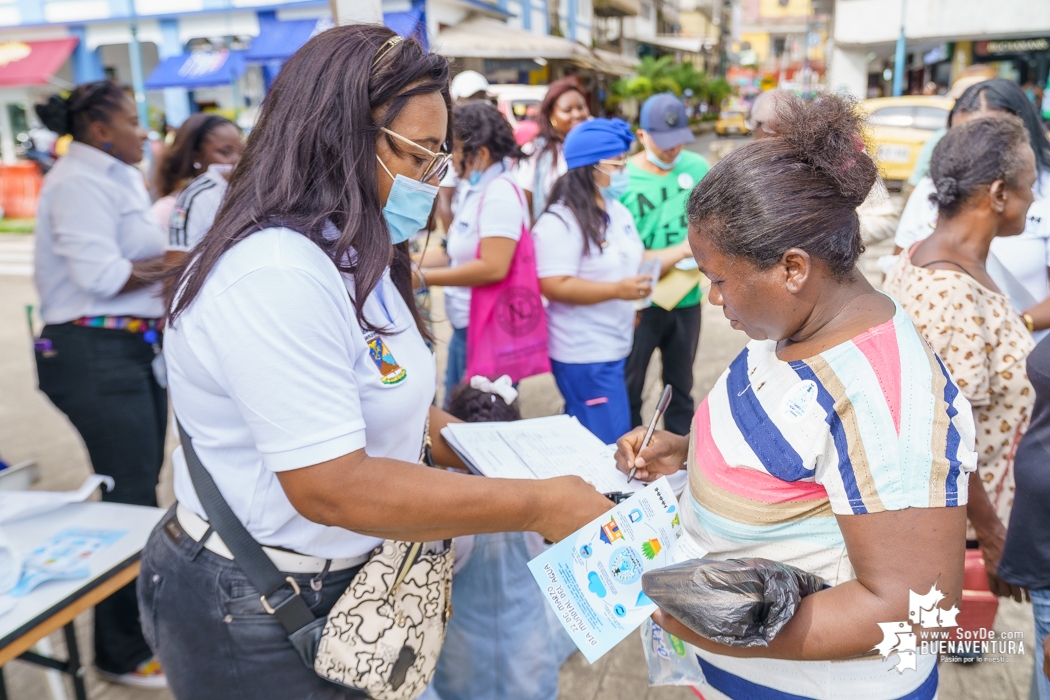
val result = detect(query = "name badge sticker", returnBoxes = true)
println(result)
[779,379,817,423]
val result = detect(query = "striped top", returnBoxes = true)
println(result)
[680,301,976,700]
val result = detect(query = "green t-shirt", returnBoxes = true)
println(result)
[620,150,710,308]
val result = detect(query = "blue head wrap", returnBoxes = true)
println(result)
[563,118,635,170]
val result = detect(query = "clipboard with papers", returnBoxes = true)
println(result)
[440,415,645,494]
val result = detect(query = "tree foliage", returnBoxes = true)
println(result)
[608,57,732,113]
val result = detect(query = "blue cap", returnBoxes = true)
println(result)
[640,93,694,150]
[563,118,635,170]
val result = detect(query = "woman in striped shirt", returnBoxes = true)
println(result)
[615,93,976,700]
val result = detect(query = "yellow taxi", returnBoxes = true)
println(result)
[715,109,750,137]
[862,95,954,183]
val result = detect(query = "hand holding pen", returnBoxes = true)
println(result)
[613,386,690,483]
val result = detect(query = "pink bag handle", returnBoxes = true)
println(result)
[474,173,528,247]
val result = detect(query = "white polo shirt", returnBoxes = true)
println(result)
[166,226,436,559]
[894,171,1050,304]
[168,164,231,252]
[443,162,526,330]
[533,197,644,364]
[34,141,166,323]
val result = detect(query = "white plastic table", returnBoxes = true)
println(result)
[0,502,164,700]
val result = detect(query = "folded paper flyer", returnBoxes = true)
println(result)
[527,477,682,663]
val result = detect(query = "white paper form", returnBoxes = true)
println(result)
[441,415,643,493]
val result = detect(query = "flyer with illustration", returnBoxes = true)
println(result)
[527,477,682,663]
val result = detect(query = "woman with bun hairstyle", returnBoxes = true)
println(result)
[143,26,610,698]
[894,79,1050,331]
[33,80,168,687]
[533,118,649,444]
[886,115,1038,604]
[614,93,977,699]
[515,76,590,220]
[150,113,242,229]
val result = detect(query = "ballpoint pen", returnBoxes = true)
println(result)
[628,384,672,484]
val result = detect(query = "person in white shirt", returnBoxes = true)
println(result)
[149,114,241,229]
[141,27,611,700]
[435,70,491,231]
[515,76,590,221]
[419,102,529,396]
[33,80,168,688]
[893,79,1050,333]
[534,118,650,444]
[167,163,234,254]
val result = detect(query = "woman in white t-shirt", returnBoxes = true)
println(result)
[515,76,590,221]
[534,118,650,444]
[420,102,529,396]
[140,26,611,700]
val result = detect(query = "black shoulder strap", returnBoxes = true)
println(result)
[920,259,975,278]
[177,421,315,635]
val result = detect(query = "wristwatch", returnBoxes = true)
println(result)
[1022,312,1036,333]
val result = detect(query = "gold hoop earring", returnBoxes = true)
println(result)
[550,118,558,128]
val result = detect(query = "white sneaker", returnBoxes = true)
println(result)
[96,656,168,689]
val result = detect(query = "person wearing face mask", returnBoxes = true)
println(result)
[515,76,591,221]
[621,93,710,436]
[143,27,611,698]
[533,118,651,444]
[151,113,242,230]
[417,102,529,397]
[33,80,168,688]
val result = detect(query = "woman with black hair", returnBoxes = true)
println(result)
[33,79,168,688]
[418,101,528,395]
[615,92,977,699]
[142,26,610,699]
[887,115,1038,605]
[534,118,650,444]
[895,78,1050,331]
[150,113,242,229]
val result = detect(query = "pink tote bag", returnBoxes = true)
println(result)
[464,176,550,383]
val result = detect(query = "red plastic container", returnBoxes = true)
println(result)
[0,162,43,219]
[957,549,999,635]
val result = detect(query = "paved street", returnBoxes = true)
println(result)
[0,134,1038,699]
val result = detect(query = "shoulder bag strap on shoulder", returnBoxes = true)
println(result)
[177,421,316,635]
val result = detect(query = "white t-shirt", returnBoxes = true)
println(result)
[168,164,231,252]
[534,198,644,364]
[443,163,527,330]
[166,226,436,559]
[514,138,568,220]
[34,142,166,323]
[894,171,1050,304]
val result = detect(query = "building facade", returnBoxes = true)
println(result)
[829,0,1050,98]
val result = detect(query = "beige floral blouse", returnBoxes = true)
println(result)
[885,249,1035,532]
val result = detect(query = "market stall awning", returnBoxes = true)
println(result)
[591,48,638,76]
[0,38,78,87]
[144,50,246,90]
[244,16,333,62]
[434,17,589,61]
[244,11,426,62]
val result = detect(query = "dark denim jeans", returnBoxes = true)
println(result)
[137,507,367,700]
[36,323,167,674]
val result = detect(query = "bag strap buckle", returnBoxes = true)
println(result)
[261,576,302,615]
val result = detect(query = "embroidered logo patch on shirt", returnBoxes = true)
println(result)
[366,335,407,385]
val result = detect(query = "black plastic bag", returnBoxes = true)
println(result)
[641,557,826,648]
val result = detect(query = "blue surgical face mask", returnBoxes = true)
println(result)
[600,169,630,200]
[644,133,681,170]
[467,170,482,186]
[377,156,439,245]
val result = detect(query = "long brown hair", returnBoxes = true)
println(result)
[536,76,585,165]
[154,113,238,197]
[166,25,451,341]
